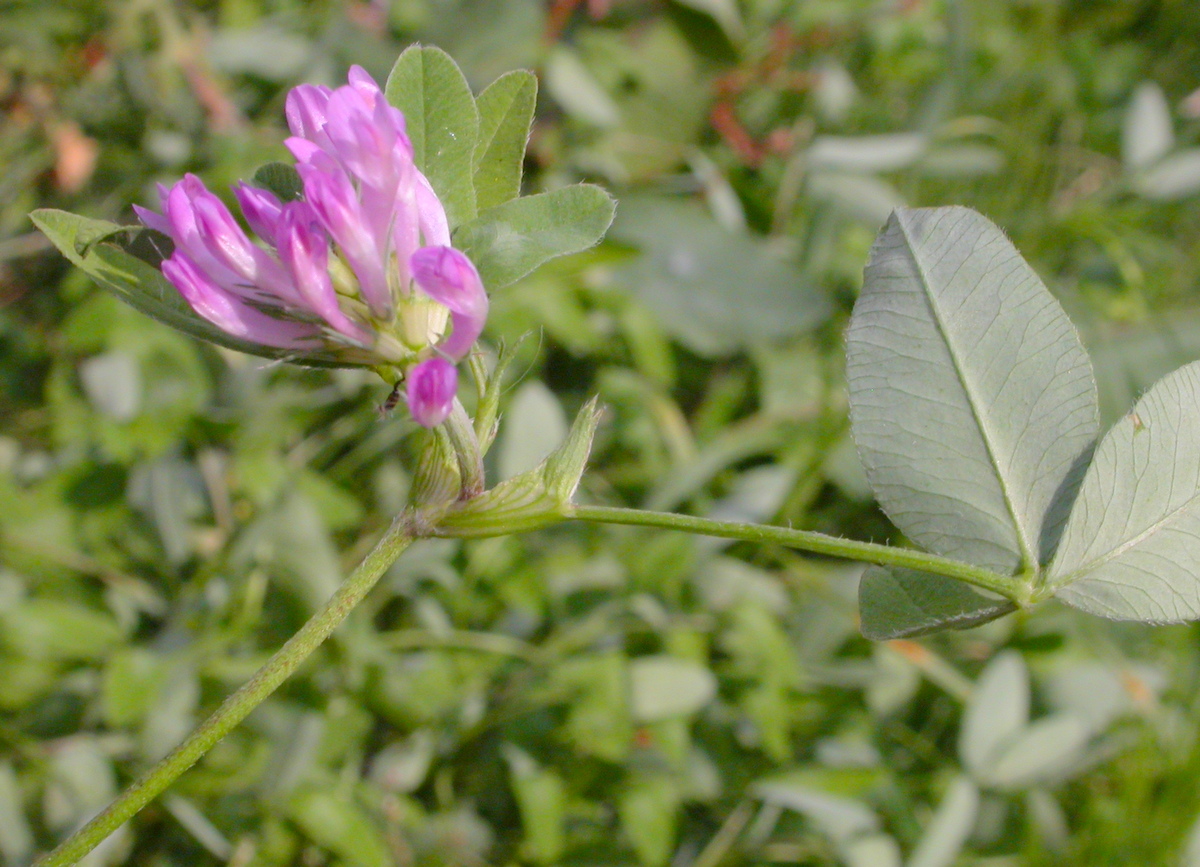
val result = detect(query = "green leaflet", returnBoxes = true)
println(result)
[386,45,480,230]
[473,70,537,211]
[1050,360,1200,621]
[453,185,616,290]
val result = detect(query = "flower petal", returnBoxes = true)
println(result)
[133,204,172,235]
[323,82,400,186]
[285,83,333,144]
[162,252,320,349]
[297,162,393,318]
[189,192,298,307]
[414,172,451,247]
[285,136,326,166]
[163,175,243,290]
[275,202,370,343]
[233,183,283,245]
[410,246,488,359]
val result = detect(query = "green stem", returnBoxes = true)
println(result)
[568,505,1025,602]
[37,516,417,867]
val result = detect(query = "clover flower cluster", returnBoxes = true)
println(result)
[135,66,487,427]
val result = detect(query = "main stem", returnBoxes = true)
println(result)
[569,505,1026,602]
[37,516,416,867]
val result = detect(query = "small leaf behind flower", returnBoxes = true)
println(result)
[454,185,616,290]
[252,162,304,202]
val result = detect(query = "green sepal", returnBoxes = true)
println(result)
[435,398,601,537]
[472,339,524,455]
[409,426,463,509]
[543,396,602,504]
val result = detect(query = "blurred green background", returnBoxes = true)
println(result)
[4,1,1200,865]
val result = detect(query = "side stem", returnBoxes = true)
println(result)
[568,505,1025,602]
[36,515,417,867]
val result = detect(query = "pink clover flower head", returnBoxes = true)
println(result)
[137,66,489,427]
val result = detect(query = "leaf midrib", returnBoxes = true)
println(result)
[899,212,1037,572]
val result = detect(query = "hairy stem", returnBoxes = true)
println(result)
[569,505,1025,602]
[37,516,417,867]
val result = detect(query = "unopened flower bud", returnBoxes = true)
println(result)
[407,357,457,428]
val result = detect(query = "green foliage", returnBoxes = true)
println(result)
[284,788,393,867]
[609,195,831,355]
[959,652,1093,792]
